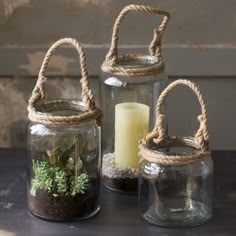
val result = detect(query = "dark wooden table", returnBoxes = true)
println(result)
[0,149,235,236]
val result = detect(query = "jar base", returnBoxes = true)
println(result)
[27,189,100,222]
[28,206,100,222]
[141,199,212,227]
[103,176,138,194]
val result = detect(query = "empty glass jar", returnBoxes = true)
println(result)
[139,142,213,227]
[139,79,213,227]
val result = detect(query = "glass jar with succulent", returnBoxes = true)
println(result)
[27,38,102,221]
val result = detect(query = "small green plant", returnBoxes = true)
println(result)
[30,138,89,197]
[70,173,89,196]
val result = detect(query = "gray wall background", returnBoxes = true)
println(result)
[0,0,235,149]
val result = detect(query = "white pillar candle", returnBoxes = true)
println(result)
[115,102,149,168]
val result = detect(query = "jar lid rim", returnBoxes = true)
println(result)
[139,136,211,166]
[150,136,201,152]
[102,54,165,77]
[117,54,160,65]
[28,100,101,125]
[35,100,86,116]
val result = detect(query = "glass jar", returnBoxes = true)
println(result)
[27,38,102,221]
[100,5,170,194]
[138,79,213,227]
[139,142,213,227]
[27,102,101,221]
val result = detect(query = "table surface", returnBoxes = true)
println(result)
[0,149,235,236]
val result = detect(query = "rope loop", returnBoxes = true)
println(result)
[102,4,170,76]
[139,79,210,166]
[28,38,102,126]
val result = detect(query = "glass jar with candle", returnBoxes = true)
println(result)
[27,38,102,221]
[101,5,170,194]
[139,80,213,227]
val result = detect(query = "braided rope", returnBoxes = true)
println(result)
[101,4,170,76]
[139,142,210,166]
[27,38,102,126]
[139,79,210,166]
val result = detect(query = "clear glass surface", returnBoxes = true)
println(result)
[139,145,213,227]
[27,105,101,221]
[100,70,168,156]
[100,58,168,193]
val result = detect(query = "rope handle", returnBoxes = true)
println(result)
[28,38,96,111]
[104,4,170,66]
[28,38,102,126]
[144,79,209,151]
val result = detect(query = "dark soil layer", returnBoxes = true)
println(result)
[103,176,138,194]
[28,179,100,221]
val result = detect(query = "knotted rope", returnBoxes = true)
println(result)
[28,38,102,126]
[139,79,210,166]
[101,4,170,77]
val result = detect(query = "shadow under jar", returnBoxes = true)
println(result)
[27,102,101,221]
[139,140,213,227]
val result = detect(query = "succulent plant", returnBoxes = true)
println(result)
[70,173,90,196]
[30,137,89,197]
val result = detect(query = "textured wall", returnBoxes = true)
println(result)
[0,76,99,147]
[0,0,235,149]
[0,76,234,150]
[0,0,235,45]
[167,78,236,150]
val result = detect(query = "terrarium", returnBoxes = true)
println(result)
[139,79,213,227]
[27,38,102,221]
[101,5,170,194]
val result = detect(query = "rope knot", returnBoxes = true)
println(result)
[149,28,162,57]
[142,114,165,145]
[195,114,208,149]
[153,114,165,144]
[95,108,103,126]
